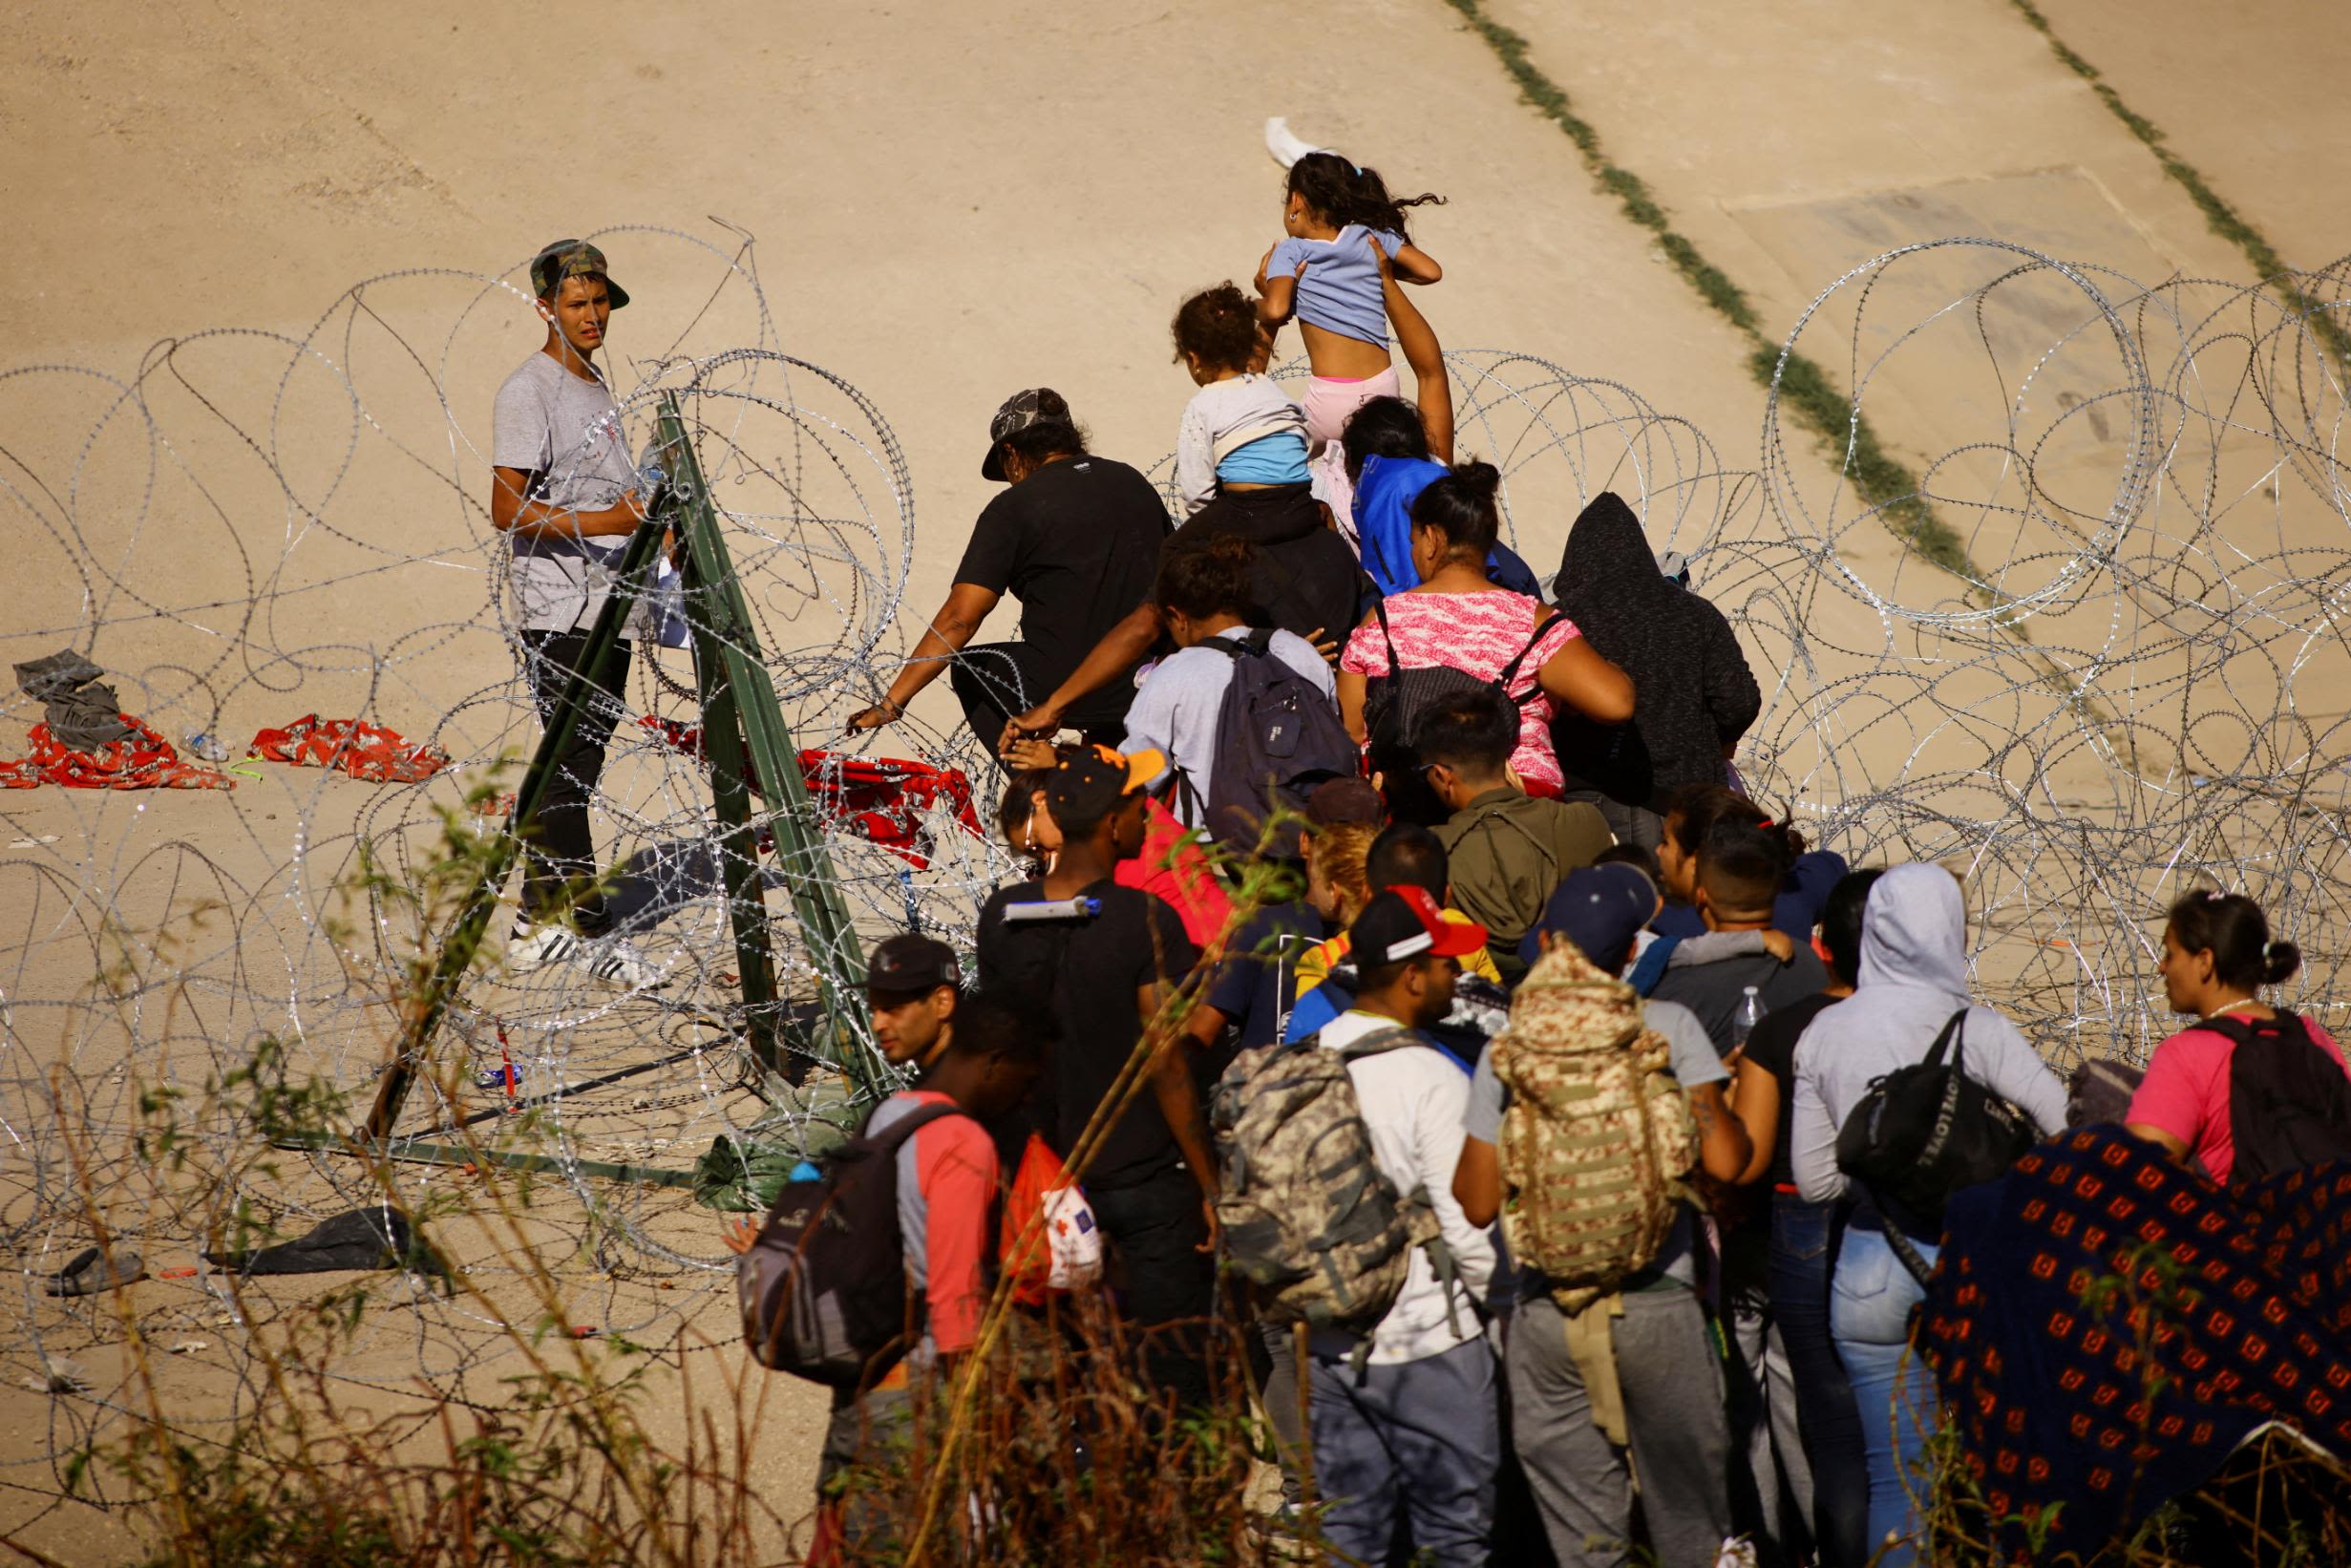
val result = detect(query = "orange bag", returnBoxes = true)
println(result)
[997,1134,1102,1305]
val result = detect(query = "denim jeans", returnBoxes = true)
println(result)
[1769,1195,1869,1568]
[1308,1337,1499,1568]
[1831,1222,1939,1568]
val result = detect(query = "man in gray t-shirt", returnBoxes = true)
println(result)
[1450,864,1750,1568]
[486,239,655,989]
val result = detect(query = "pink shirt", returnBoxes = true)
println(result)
[1342,590,1581,791]
[877,1090,1000,1356]
[2127,1014,2349,1185]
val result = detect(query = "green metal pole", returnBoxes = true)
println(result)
[651,394,883,1096]
[360,512,670,1142]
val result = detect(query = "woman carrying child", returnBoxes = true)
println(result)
[1255,152,1444,536]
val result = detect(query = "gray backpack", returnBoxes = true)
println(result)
[1209,1027,1451,1338]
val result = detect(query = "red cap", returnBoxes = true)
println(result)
[1348,884,1489,965]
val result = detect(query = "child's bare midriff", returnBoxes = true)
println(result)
[1297,320,1395,382]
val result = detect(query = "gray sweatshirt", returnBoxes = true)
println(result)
[1790,863,2067,1202]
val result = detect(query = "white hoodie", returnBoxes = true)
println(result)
[1790,863,2069,1203]
[1311,1010,1496,1365]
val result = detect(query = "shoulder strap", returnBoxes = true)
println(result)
[1371,598,1403,680]
[1332,1023,1424,1061]
[1470,800,1560,879]
[1196,634,1246,662]
[1922,1009,1968,1071]
[2198,1008,2296,1049]
[852,1099,966,1155]
[1493,606,1563,690]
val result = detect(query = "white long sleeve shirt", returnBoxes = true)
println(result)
[1311,1010,1495,1365]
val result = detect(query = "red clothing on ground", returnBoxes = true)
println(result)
[2127,1013,2350,1184]
[1114,795,1234,947]
[1341,590,1581,792]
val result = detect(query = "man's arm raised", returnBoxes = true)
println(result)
[848,581,1002,731]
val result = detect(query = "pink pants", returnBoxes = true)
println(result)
[1300,367,1402,555]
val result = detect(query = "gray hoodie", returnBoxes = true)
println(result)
[1790,863,2067,1203]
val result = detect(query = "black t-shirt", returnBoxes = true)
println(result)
[1198,899,1326,1080]
[976,877,1199,1189]
[1738,989,1842,1189]
[1171,483,1364,648]
[953,456,1170,702]
[1649,944,1831,1060]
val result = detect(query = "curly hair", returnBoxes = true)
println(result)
[1307,819,1378,923]
[1171,283,1260,374]
[1286,152,1445,243]
[1153,532,1256,621]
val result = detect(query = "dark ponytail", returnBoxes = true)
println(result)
[1409,460,1501,560]
[1285,152,1446,243]
[2168,890,2300,989]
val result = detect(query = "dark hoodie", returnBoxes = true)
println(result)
[1549,492,1762,811]
[1170,481,1365,647]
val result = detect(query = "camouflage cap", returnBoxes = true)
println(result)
[529,239,630,309]
[981,387,1075,480]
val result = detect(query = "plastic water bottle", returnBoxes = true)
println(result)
[184,732,232,763]
[1732,985,1765,1053]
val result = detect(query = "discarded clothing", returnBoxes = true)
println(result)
[247,714,451,783]
[202,1206,445,1276]
[45,1246,144,1297]
[11,648,135,751]
[0,715,233,791]
[602,836,791,934]
[1919,1125,2351,1557]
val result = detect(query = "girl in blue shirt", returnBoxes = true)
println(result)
[1254,152,1445,536]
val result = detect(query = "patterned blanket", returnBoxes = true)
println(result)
[1920,1125,2351,1558]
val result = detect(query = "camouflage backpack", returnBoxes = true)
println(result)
[1492,942,1698,1312]
[1210,1028,1445,1335]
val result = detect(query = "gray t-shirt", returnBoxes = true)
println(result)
[1122,625,1335,835]
[492,353,644,634]
[1466,997,1726,1294]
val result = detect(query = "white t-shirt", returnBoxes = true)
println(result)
[1313,1010,1495,1366]
[492,352,648,635]
[1123,625,1336,835]
[1175,373,1309,516]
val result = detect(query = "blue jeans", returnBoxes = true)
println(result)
[1308,1337,1499,1567]
[1831,1223,1938,1568]
[1769,1195,1869,1568]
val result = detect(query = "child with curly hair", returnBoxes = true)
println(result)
[1171,283,1311,516]
[1255,151,1444,530]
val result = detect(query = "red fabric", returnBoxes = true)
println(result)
[2127,1015,2351,1184]
[999,1133,1073,1306]
[0,715,233,791]
[637,718,985,871]
[246,715,451,783]
[1114,795,1233,946]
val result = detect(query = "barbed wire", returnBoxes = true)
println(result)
[0,225,2344,1512]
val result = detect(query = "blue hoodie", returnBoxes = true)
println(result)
[1353,455,1540,603]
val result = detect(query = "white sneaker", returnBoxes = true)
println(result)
[506,925,665,991]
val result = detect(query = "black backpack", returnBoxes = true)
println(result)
[2207,1008,2351,1184]
[1835,1009,2035,1232]
[1191,629,1357,857]
[1361,599,1556,824]
[735,1100,964,1385]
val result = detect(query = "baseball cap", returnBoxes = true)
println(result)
[1305,776,1387,828]
[1045,743,1167,828]
[529,239,630,309]
[867,933,960,995]
[1348,885,1488,966]
[1532,863,1657,974]
[981,388,1075,480]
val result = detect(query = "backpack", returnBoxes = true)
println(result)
[1491,942,1699,1313]
[1834,1009,2035,1230]
[2207,1008,2351,1184]
[1191,630,1357,857]
[1209,1027,1448,1337]
[736,1100,964,1385]
[1361,598,1557,823]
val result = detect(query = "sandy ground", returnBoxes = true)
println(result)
[4,0,2348,1559]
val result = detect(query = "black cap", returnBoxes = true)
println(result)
[981,388,1074,480]
[867,933,960,994]
[1044,743,1166,828]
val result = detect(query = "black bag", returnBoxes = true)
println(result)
[1191,629,1357,857]
[2209,1008,2351,1184]
[1834,1009,2035,1224]
[1361,600,1556,824]
[736,1100,964,1385]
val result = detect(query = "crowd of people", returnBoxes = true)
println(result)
[490,170,2351,1566]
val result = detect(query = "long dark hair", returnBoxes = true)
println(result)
[2168,890,2300,990]
[1409,461,1501,560]
[1342,394,1430,480]
[1286,152,1445,242]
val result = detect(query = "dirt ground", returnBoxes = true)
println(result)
[4,0,2346,1559]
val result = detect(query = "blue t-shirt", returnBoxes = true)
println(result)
[1268,225,1405,348]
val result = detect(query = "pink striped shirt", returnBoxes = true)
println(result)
[1343,589,1581,791]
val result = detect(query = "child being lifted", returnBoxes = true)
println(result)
[1255,151,1444,533]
